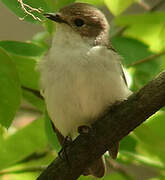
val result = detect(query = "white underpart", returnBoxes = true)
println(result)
[38,24,131,138]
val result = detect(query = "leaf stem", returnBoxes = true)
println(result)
[138,1,150,11]
[128,51,165,67]
[0,166,46,175]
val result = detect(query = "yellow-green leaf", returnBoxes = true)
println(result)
[104,0,135,16]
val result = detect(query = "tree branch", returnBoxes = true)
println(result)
[37,71,165,180]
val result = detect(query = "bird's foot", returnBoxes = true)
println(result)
[78,125,91,135]
[58,136,72,164]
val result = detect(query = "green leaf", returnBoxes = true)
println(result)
[147,112,165,141]
[105,0,135,16]
[22,88,45,112]
[120,151,164,169]
[111,37,162,90]
[0,48,21,128]
[111,37,152,66]
[0,117,47,170]
[101,173,128,180]
[1,0,50,23]
[115,12,165,25]
[0,41,46,57]
[11,55,39,90]
[78,175,91,180]
[43,20,55,35]
[124,23,165,52]
[32,31,50,49]
[131,56,162,90]
[0,125,5,142]
[54,0,76,11]
[0,153,55,180]
[120,135,137,152]
[134,115,165,164]
[44,111,61,151]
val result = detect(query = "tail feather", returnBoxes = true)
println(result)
[83,156,105,178]
[108,142,119,159]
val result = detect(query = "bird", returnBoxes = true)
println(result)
[38,2,131,178]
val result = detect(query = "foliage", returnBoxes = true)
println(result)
[0,0,165,179]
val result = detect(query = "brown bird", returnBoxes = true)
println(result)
[38,2,131,178]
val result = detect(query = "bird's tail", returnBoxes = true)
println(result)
[83,142,119,178]
[83,156,105,178]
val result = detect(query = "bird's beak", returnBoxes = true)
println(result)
[44,13,66,23]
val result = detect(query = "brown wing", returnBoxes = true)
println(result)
[107,42,128,87]
[106,42,126,159]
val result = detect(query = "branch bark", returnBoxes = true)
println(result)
[37,71,165,180]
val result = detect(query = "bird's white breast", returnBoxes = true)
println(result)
[38,25,131,137]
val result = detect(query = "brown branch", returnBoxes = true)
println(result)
[37,71,165,180]
[150,0,165,11]
[138,1,150,11]
[128,50,165,67]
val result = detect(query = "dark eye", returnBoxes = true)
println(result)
[74,18,84,27]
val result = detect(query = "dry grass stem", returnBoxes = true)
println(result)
[18,0,43,21]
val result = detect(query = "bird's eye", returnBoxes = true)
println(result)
[74,18,84,27]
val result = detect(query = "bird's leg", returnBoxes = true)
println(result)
[58,136,72,164]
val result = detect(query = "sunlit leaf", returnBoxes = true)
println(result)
[105,0,135,16]
[2,172,40,180]
[78,175,91,180]
[76,0,104,6]
[124,23,165,52]
[115,13,165,52]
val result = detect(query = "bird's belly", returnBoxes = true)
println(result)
[44,69,129,138]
